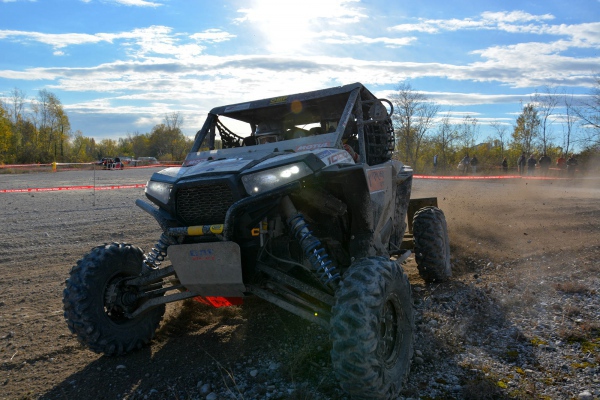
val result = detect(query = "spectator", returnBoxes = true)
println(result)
[538,153,552,176]
[502,157,508,174]
[557,154,566,175]
[470,155,478,174]
[460,154,470,174]
[527,154,537,175]
[566,154,578,177]
[517,152,527,175]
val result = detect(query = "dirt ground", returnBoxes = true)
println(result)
[0,168,598,399]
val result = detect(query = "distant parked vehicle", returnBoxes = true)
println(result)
[118,156,134,166]
[136,157,159,166]
[99,157,124,170]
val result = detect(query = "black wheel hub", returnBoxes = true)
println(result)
[104,276,139,322]
[378,293,402,366]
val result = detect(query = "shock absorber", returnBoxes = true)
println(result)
[281,196,340,289]
[144,232,178,270]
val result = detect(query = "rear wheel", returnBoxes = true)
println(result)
[63,242,165,355]
[389,176,412,252]
[330,257,414,400]
[412,206,451,282]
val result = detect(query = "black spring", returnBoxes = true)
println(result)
[287,213,340,288]
[145,233,176,269]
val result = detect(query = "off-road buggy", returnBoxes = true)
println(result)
[63,82,451,400]
[100,157,124,170]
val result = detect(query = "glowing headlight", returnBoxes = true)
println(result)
[145,180,172,204]
[242,162,312,194]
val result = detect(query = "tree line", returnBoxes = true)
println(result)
[391,79,600,174]
[1,80,599,172]
[0,88,193,165]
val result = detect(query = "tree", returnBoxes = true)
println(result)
[532,86,559,154]
[430,113,459,171]
[6,88,27,155]
[31,89,70,162]
[69,130,96,162]
[0,103,14,163]
[128,132,151,158]
[512,103,540,155]
[561,93,578,157]
[97,138,119,159]
[391,82,439,170]
[457,115,479,154]
[573,75,600,146]
[148,113,190,160]
[490,119,509,158]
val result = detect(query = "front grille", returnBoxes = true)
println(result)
[176,182,235,225]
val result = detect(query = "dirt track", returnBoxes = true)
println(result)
[0,168,598,399]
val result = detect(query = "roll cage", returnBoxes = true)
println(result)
[189,82,395,166]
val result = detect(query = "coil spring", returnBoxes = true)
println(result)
[287,213,340,288]
[145,233,176,269]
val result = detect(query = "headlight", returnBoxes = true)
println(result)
[145,180,172,204]
[242,162,312,195]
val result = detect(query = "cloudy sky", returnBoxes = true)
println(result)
[0,0,599,143]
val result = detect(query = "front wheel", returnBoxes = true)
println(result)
[330,257,414,400]
[63,243,165,355]
[413,206,452,282]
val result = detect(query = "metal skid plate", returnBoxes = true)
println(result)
[168,241,245,297]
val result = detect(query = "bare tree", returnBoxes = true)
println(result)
[490,119,509,158]
[573,75,600,146]
[562,93,578,156]
[431,113,459,171]
[457,115,479,154]
[391,82,439,169]
[7,88,26,124]
[165,112,183,131]
[531,86,560,154]
[6,88,27,153]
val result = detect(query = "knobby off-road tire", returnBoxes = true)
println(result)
[389,176,412,252]
[412,206,451,283]
[63,243,165,356]
[330,257,414,400]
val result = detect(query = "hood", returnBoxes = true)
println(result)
[149,132,354,184]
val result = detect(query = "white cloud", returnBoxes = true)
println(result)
[0,25,211,59]
[480,11,554,24]
[190,29,236,43]
[389,10,555,34]
[318,31,416,48]
[105,0,162,7]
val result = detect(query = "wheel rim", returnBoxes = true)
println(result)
[104,274,138,324]
[378,293,403,366]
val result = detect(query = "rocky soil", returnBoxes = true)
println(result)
[0,168,598,400]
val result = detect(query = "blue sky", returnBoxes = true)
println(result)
[0,0,599,145]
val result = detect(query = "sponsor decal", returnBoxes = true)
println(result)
[328,151,353,165]
[316,149,337,159]
[269,96,288,105]
[189,248,216,261]
[210,224,224,234]
[295,142,331,151]
[367,168,386,192]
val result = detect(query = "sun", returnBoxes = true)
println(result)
[238,0,322,54]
